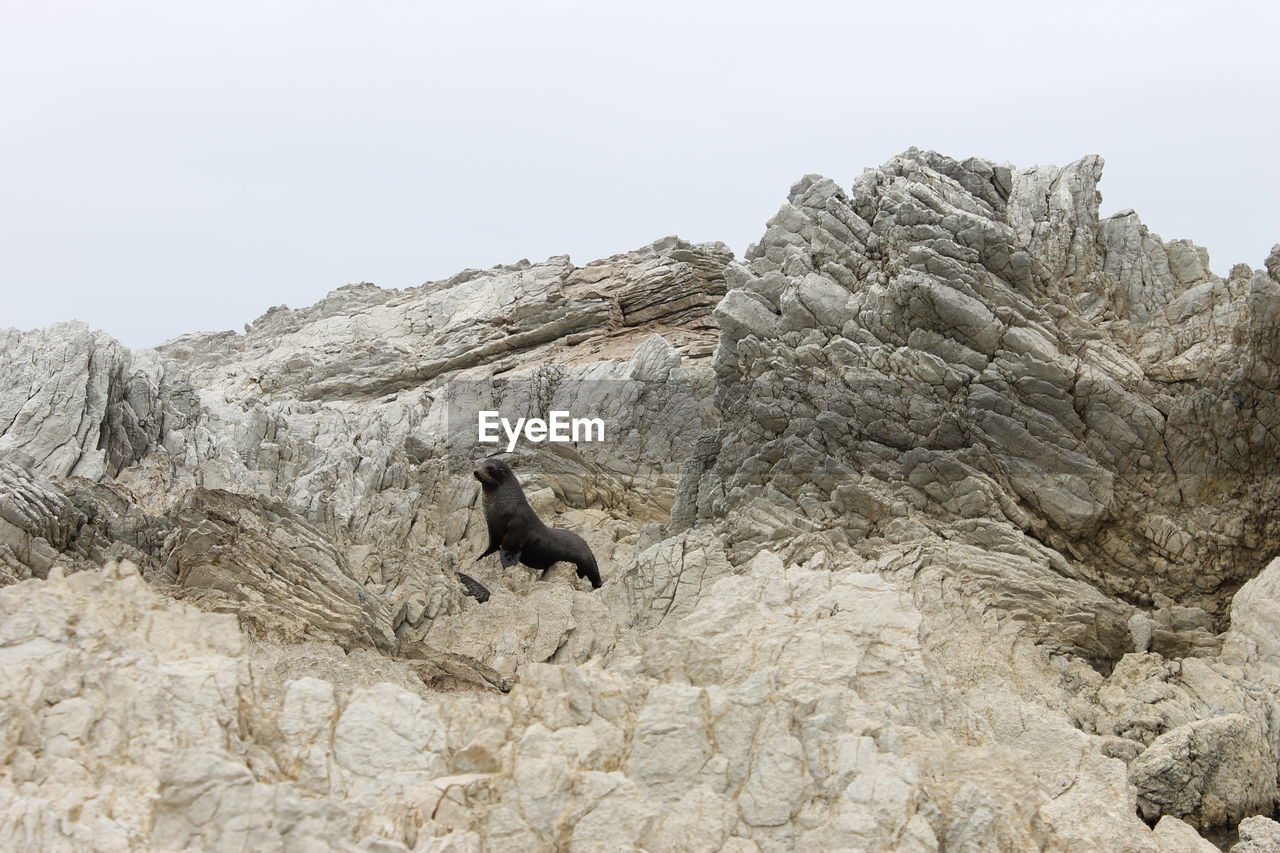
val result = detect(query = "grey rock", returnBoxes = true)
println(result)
[1152,816,1221,853]
[1129,714,1275,826]
[0,459,85,581]
[3,150,1279,852]
[1,238,732,654]
[161,487,397,650]
[1233,816,1280,853]
[690,147,1280,630]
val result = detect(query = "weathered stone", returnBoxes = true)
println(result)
[1152,815,1221,853]
[1129,714,1275,826]
[1232,816,1280,853]
[2,150,1278,852]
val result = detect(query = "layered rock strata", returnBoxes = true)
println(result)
[1,154,1278,851]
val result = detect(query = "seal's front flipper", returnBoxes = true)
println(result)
[500,548,522,568]
[457,572,491,603]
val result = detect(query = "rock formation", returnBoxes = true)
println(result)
[1,156,1278,851]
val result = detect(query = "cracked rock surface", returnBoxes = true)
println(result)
[1,155,1279,850]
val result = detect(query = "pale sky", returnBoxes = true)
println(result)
[2,0,1276,349]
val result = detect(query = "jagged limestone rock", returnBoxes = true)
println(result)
[2,152,1278,850]
[1129,714,1275,825]
[1232,816,1280,853]
[693,148,1279,631]
[0,238,732,649]
[1152,816,1222,853]
[0,324,194,482]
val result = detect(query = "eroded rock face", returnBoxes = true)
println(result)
[1129,714,1274,826]
[0,563,512,852]
[694,150,1279,625]
[0,325,195,482]
[0,557,1153,852]
[1232,816,1280,853]
[0,237,731,650]
[161,487,398,651]
[1,153,1278,850]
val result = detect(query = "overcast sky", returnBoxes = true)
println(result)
[3,0,1276,349]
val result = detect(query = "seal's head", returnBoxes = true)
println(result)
[473,458,516,490]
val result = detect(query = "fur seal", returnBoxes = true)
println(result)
[472,458,603,589]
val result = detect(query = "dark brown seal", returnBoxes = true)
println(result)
[472,458,603,589]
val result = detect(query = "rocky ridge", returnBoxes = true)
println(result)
[1,153,1279,851]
